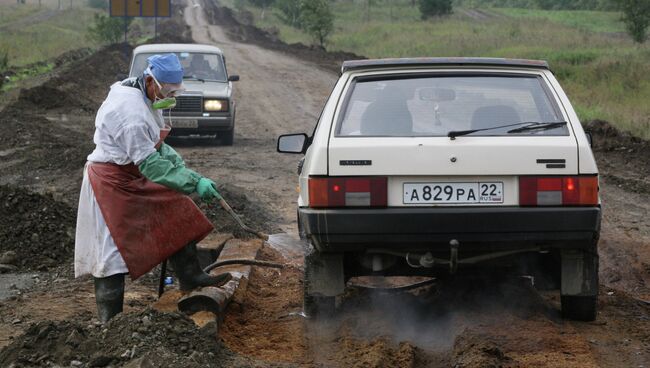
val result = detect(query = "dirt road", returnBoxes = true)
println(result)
[181,1,650,367]
[0,0,648,366]
[181,0,337,233]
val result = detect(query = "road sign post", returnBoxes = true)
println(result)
[109,0,171,42]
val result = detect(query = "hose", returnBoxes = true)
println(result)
[203,259,284,273]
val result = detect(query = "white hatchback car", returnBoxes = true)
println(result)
[278,58,601,321]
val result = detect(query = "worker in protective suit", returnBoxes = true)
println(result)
[75,53,230,323]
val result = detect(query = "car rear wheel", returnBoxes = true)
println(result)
[561,295,597,321]
[303,250,343,318]
[560,246,599,321]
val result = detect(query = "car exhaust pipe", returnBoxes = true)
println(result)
[367,241,540,274]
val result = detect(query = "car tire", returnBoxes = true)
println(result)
[561,295,597,321]
[220,128,234,146]
[297,210,306,240]
[303,291,335,318]
[303,251,338,318]
[560,246,598,321]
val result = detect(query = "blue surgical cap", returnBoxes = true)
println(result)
[146,54,184,84]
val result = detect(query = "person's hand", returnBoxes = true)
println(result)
[196,178,222,201]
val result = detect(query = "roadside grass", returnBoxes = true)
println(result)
[492,8,625,34]
[0,3,40,25]
[0,3,99,67]
[225,0,650,139]
[0,62,54,92]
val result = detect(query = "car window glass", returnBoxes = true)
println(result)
[337,75,566,137]
[131,52,227,81]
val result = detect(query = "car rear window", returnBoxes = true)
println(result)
[336,74,567,137]
[130,52,227,82]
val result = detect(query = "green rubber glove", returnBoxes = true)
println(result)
[158,143,185,168]
[196,178,223,201]
[139,151,202,194]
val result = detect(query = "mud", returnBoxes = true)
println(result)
[201,183,282,239]
[0,185,75,272]
[0,309,259,368]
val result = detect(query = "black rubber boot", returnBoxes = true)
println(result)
[169,242,232,291]
[94,274,125,323]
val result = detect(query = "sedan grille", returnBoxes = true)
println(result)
[171,95,202,113]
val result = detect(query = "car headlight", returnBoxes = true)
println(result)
[204,99,228,112]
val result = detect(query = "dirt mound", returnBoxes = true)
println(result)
[200,183,281,239]
[203,2,364,74]
[0,185,75,272]
[0,309,257,368]
[584,120,650,195]
[585,119,650,154]
[17,85,78,110]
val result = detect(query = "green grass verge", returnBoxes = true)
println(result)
[226,0,650,139]
[0,5,100,67]
[1,62,55,92]
[492,8,625,34]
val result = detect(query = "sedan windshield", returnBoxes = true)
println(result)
[131,52,227,82]
[336,75,568,137]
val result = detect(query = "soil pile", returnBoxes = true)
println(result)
[0,185,75,272]
[584,120,650,195]
[202,1,364,74]
[200,183,281,239]
[0,309,257,368]
[0,43,134,199]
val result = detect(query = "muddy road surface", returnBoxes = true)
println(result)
[180,0,337,233]
[179,1,650,367]
[0,0,648,366]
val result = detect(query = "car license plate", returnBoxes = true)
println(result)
[404,182,504,204]
[172,120,198,128]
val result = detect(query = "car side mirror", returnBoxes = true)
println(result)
[228,75,240,82]
[277,133,308,154]
[585,132,593,147]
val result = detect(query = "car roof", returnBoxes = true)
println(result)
[341,57,550,74]
[133,43,224,55]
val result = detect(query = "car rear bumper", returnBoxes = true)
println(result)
[299,206,601,252]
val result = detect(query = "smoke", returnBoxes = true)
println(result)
[304,273,554,367]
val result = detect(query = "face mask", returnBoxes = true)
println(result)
[152,96,176,110]
[147,68,180,110]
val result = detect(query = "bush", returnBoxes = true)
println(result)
[276,0,302,27]
[419,0,453,19]
[616,0,650,43]
[87,13,132,45]
[300,0,334,48]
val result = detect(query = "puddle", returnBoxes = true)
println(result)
[0,274,37,301]
[266,233,307,266]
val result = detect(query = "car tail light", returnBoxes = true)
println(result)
[519,176,598,206]
[309,177,387,208]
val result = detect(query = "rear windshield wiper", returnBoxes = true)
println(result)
[506,121,567,133]
[448,121,566,139]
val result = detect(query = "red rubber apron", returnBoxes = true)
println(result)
[87,126,213,280]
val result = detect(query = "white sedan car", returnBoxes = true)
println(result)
[278,58,601,321]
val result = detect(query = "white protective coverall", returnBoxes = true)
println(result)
[75,81,164,278]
